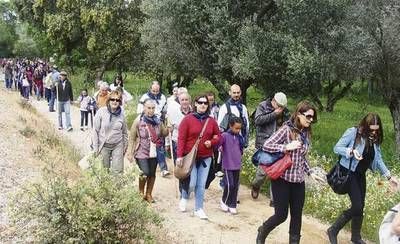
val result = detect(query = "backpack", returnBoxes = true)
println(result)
[219,102,238,131]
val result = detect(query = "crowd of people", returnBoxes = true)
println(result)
[2,57,399,244]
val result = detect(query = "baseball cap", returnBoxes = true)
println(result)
[274,92,287,107]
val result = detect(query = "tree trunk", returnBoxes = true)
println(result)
[208,76,229,102]
[325,82,353,112]
[388,93,400,155]
[96,64,106,81]
[181,75,193,88]
[239,79,253,106]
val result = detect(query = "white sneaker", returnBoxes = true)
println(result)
[194,209,208,220]
[215,171,224,177]
[220,200,228,212]
[179,198,187,212]
[161,170,170,177]
[228,207,237,215]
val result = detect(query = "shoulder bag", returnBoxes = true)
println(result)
[260,153,293,180]
[259,126,293,180]
[174,118,210,180]
[326,129,357,194]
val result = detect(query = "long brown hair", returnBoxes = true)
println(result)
[289,100,317,140]
[356,113,383,145]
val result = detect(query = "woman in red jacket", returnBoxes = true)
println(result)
[176,94,220,220]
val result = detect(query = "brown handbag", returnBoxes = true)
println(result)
[174,118,210,180]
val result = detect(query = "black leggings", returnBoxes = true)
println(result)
[136,158,158,177]
[344,172,366,218]
[262,178,305,235]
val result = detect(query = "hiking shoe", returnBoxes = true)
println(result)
[161,170,170,177]
[220,200,228,212]
[228,207,237,215]
[194,209,208,220]
[179,198,187,212]
[251,185,260,199]
[67,127,73,132]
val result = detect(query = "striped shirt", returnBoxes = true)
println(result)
[262,124,310,183]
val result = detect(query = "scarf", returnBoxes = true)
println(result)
[106,104,122,122]
[142,114,162,146]
[227,129,245,153]
[142,114,160,126]
[227,98,248,143]
[193,112,209,121]
[147,91,162,104]
[181,106,192,115]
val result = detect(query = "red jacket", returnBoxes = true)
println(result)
[177,114,220,159]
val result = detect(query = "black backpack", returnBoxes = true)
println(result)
[219,102,238,131]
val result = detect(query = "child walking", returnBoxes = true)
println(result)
[219,116,244,214]
[77,89,92,131]
[21,73,30,100]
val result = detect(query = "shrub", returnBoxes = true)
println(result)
[9,158,162,243]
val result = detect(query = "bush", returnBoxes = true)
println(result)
[9,159,162,243]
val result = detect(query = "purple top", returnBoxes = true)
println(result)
[220,132,242,170]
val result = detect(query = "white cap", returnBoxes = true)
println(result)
[274,92,287,107]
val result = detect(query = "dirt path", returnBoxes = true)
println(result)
[0,71,356,243]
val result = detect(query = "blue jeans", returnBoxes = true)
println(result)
[58,101,72,128]
[182,157,211,210]
[5,78,13,89]
[22,86,29,99]
[49,90,56,111]
[44,88,51,103]
[157,143,168,171]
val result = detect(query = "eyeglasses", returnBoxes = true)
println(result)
[109,98,121,102]
[302,113,314,121]
[197,101,208,105]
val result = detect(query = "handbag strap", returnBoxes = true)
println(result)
[195,118,210,146]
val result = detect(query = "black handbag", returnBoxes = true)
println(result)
[326,129,357,195]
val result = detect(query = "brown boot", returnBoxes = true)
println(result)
[145,176,156,203]
[139,177,146,199]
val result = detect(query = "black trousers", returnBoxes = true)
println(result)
[262,178,305,235]
[222,169,240,208]
[80,111,89,127]
[344,172,366,218]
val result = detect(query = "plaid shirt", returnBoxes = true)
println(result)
[262,124,310,183]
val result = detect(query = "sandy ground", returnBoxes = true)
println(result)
[0,71,361,243]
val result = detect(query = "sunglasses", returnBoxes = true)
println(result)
[197,101,208,105]
[109,98,121,102]
[302,113,314,121]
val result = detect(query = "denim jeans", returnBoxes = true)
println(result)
[182,157,211,210]
[44,88,51,103]
[22,86,29,99]
[58,101,72,128]
[157,142,168,171]
[49,90,56,111]
[5,78,12,89]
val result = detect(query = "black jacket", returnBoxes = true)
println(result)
[254,98,290,149]
[56,79,73,102]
